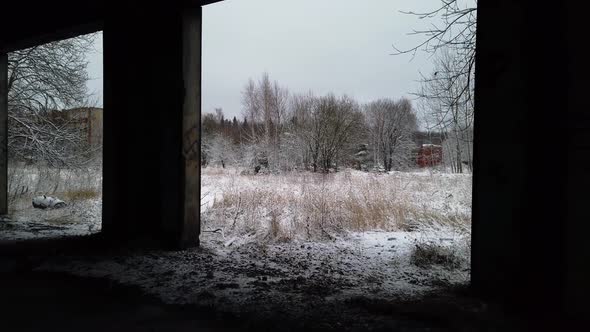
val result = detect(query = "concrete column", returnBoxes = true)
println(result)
[471,0,530,302]
[0,53,7,215]
[473,0,589,322]
[179,8,202,248]
[102,3,201,248]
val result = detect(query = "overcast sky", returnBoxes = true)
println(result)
[86,0,443,119]
[86,32,103,106]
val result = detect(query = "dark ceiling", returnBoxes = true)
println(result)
[0,1,223,52]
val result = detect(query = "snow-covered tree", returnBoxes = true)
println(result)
[207,134,237,168]
[7,33,99,167]
[418,50,474,173]
[365,98,418,171]
[240,72,289,171]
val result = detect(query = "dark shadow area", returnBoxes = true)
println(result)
[0,235,513,331]
[0,260,517,332]
[0,271,242,332]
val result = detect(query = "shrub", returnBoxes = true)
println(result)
[409,240,468,270]
[63,189,101,201]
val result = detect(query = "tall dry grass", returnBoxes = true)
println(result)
[7,164,102,212]
[202,167,472,243]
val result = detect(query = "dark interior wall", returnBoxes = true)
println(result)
[472,0,531,303]
[563,2,590,317]
[473,0,589,319]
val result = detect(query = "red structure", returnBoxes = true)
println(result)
[416,144,443,167]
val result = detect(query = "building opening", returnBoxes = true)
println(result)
[198,0,475,326]
[0,32,103,240]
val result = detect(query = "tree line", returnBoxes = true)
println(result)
[201,73,421,173]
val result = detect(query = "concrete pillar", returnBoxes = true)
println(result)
[472,0,589,322]
[0,53,7,215]
[180,8,202,248]
[102,4,201,248]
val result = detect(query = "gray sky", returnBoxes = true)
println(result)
[87,0,442,119]
[86,32,103,106]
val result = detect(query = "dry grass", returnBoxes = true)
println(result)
[62,188,101,201]
[6,165,103,214]
[7,164,102,198]
[201,166,242,177]
[203,167,472,243]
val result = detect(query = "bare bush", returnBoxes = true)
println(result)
[408,213,471,270]
[409,241,467,269]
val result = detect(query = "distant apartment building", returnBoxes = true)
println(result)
[49,107,103,149]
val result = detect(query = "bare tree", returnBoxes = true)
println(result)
[394,0,477,108]
[295,94,362,173]
[208,133,237,169]
[289,91,317,170]
[240,72,289,171]
[241,78,260,142]
[259,73,273,150]
[418,49,473,173]
[365,98,418,171]
[270,79,289,169]
[7,33,98,167]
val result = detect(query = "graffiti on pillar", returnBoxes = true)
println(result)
[183,124,200,161]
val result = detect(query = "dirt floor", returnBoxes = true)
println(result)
[0,269,515,332]
[0,271,242,332]
[0,235,523,332]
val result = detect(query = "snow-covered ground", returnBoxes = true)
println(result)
[0,165,473,328]
[0,165,102,240]
[26,166,472,329]
[0,198,101,240]
[37,229,471,328]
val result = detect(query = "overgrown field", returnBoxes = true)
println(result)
[36,167,474,328]
[202,166,472,244]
